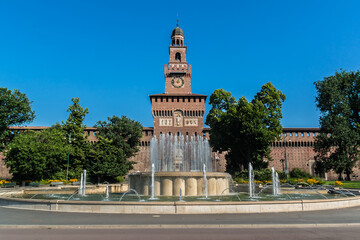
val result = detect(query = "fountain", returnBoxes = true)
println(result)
[148,163,157,200]
[119,189,143,202]
[2,157,358,213]
[129,133,231,196]
[272,167,281,195]
[104,182,109,200]
[150,134,212,172]
[2,136,357,213]
[82,170,87,196]
[248,163,255,198]
[203,163,208,199]
[79,170,87,197]
[79,173,83,195]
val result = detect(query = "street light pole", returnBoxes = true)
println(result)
[284,136,289,182]
[66,132,71,182]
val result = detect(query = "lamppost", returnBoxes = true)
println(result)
[283,136,290,182]
[280,159,285,172]
[66,132,72,182]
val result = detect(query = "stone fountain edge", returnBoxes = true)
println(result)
[1,195,360,214]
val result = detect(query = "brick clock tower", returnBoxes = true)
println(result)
[150,24,206,137]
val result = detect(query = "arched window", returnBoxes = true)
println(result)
[176,39,179,45]
[175,52,181,61]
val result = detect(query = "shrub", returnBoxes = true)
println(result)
[233,170,248,180]
[335,181,343,186]
[0,180,11,185]
[233,168,286,182]
[277,171,287,180]
[234,177,244,183]
[290,168,312,179]
[115,176,125,183]
[254,168,272,182]
[314,177,325,185]
[306,178,319,185]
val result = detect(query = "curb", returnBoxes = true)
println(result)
[1,223,360,229]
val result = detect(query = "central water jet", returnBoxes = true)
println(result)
[129,133,230,197]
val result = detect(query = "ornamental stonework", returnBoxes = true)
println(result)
[174,111,183,127]
[159,118,173,126]
[184,118,198,126]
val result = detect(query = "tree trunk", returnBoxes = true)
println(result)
[338,172,343,181]
[345,172,351,181]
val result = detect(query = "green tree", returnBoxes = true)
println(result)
[87,136,131,183]
[94,116,143,158]
[314,70,360,181]
[61,98,90,177]
[0,88,35,149]
[206,82,286,173]
[4,128,69,182]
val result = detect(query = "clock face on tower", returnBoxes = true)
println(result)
[171,76,184,88]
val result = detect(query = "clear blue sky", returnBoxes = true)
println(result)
[1,0,360,128]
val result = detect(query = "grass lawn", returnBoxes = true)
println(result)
[324,181,360,189]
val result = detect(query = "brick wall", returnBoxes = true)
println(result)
[1,126,360,181]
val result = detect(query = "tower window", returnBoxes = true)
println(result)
[176,39,179,45]
[175,52,181,61]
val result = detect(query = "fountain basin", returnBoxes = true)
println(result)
[1,194,360,214]
[129,172,231,196]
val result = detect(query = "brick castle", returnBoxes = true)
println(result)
[1,24,359,181]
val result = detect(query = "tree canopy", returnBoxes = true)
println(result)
[3,95,142,182]
[206,82,286,173]
[4,128,69,182]
[87,136,130,183]
[61,98,90,178]
[0,88,35,149]
[314,70,360,180]
[94,116,143,158]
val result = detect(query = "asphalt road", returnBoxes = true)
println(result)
[0,206,360,226]
[1,227,360,240]
[1,206,360,239]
